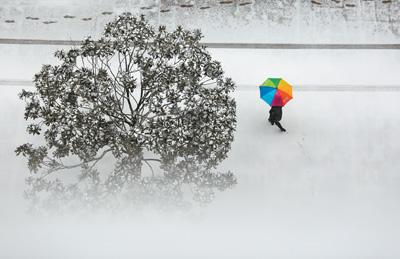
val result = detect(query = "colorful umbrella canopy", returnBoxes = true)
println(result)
[259,78,293,107]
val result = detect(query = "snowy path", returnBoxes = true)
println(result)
[214,89,400,222]
[207,89,400,257]
[1,86,400,258]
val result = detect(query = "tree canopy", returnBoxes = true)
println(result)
[16,14,237,210]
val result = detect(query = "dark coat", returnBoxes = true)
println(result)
[269,106,282,122]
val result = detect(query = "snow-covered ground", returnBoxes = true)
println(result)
[1,45,400,87]
[1,1,400,256]
[1,85,400,258]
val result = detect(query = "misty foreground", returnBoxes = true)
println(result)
[1,87,400,258]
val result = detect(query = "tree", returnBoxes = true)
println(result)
[16,14,237,211]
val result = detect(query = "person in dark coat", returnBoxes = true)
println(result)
[268,106,286,132]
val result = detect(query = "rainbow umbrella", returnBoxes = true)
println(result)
[259,78,293,107]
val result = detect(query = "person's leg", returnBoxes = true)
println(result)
[275,121,286,132]
[268,116,274,125]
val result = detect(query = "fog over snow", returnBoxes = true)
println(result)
[2,85,400,258]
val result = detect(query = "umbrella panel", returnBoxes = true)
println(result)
[271,90,284,106]
[260,87,277,106]
[262,78,280,88]
[277,79,293,97]
[278,89,293,106]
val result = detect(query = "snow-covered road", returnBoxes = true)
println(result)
[1,86,400,258]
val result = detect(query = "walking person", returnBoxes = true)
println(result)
[268,106,286,132]
[259,78,293,133]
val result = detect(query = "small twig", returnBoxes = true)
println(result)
[143,160,155,177]
[142,158,162,163]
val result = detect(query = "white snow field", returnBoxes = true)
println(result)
[1,84,400,258]
[1,21,400,258]
[1,0,400,256]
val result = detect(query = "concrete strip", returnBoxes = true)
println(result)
[0,38,400,49]
[0,80,33,86]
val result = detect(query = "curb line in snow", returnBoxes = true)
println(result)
[0,38,400,49]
